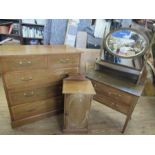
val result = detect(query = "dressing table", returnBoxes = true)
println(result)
[86,28,149,133]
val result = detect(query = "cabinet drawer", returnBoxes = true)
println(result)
[1,56,47,72]
[94,94,130,114]
[11,97,63,120]
[48,53,80,68]
[92,80,133,106]
[8,85,62,106]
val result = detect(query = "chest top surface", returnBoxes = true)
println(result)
[0,45,82,57]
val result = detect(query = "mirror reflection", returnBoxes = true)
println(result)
[105,28,149,58]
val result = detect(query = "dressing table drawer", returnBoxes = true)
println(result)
[92,80,133,106]
[8,85,62,106]
[94,94,130,114]
[1,56,47,72]
[11,97,63,120]
[48,54,80,68]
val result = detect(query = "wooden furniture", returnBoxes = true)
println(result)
[86,70,144,133]
[85,28,148,133]
[0,45,82,127]
[63,75,96,133]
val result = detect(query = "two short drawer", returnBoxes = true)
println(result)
[91,80,136,114]
[1,53,81,72]
[11,97,63,120]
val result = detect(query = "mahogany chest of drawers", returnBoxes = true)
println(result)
[0,45,82,127]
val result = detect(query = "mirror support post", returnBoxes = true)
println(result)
[100,27,107,60]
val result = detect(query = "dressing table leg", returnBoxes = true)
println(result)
[122,115,131,133]
[122,98,138,133]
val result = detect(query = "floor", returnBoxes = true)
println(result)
[0,76,155,135]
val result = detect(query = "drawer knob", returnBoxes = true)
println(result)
[21,77,32,81]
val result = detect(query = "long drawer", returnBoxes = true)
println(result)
[91,80,133,106]
[8,85,62,106]
[48,53,80,68]
[11,97,63,120]
[1,55,47,72]
[4,67,79,89]
[94,94,130,114]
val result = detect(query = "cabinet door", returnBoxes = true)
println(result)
[64,94,92,130]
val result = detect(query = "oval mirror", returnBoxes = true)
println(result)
[104,28,149,58]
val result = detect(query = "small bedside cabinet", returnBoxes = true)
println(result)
[62,75,96,134]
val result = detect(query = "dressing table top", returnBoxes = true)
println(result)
[86,70,144,96]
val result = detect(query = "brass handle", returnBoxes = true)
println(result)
[59,58,71,64]
[24,91,34,97]
[18,60,32,65]
[21,77,32,81]
[111,102,115,106]
[108,92,121,97]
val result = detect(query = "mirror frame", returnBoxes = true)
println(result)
[103,28,150,59]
